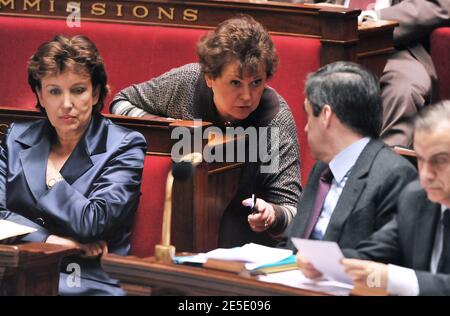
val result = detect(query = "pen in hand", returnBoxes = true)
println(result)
[250,194,258,215]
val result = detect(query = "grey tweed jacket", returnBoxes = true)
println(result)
[111,63,302,247]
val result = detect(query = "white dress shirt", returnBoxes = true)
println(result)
[387,205,448,296]
[311,137,371,240]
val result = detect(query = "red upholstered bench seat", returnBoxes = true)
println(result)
[0,16,321,257]
[430,27,450,102]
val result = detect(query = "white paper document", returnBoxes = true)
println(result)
[258,269,353,296]
[291,237,353,284]
[0,219,37,241]
[203,243,293,270]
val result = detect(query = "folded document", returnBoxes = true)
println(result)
[291,237,352,284]
[0,219,37,241]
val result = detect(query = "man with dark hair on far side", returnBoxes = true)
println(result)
[281,61,417,251]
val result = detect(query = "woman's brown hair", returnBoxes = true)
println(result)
[28,35,109,112]
[197,14,279,80]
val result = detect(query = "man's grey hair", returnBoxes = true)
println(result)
[415,100,450,131]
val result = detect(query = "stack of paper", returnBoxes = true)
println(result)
[258,269,353,296]
[205,243,293,270]
[0,219,37,241]
[173,243,293,271]
[250,254,298,274]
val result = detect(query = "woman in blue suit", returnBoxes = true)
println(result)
[0,35,147,295]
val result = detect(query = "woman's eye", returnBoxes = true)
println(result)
[49,88,61,95]
[230,80,241,87]
[252,79,262,87]
[73,87,86,94]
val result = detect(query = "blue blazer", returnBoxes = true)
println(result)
[0,112,146,295]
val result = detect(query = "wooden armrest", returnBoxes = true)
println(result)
[392,146,417,157]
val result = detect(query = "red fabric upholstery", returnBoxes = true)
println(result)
[430,27,450,101]
[270,36,320,186]
[0,16,202,111]
[130,155,172,257]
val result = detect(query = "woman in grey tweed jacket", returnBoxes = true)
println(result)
[110,15,302,247]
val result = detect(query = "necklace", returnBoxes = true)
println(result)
[46,158,64,189]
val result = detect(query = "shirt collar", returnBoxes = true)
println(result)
[329,137,371,183]
[441,204,449,216]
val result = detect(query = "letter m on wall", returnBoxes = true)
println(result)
[0,0,15,9]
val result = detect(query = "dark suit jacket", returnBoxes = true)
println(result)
[344,180,450,296]
[0,112,146,295]
[282,139,417,250]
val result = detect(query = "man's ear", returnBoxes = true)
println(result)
[321,104,333,128]
[204,74,213,88]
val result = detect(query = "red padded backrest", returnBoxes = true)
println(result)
[130,155,172,257]
[270,35,321,187]
[0,16,202,112]
[430,27,450,101]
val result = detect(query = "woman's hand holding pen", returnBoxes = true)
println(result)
[242,196,276,232]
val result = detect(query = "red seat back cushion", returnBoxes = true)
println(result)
[270,35,321,186]
[0,17,202,112]
[130,155,172,257]
[431,27,450,101]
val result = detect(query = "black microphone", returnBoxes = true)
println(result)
[172,161,194,181]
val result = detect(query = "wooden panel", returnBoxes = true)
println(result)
[0,243,78,296]
[0,0,354,35]
[357,20,398,78]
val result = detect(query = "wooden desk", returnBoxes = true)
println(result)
[0,107,243,253]
[0,242,78,296]
[102,253,388,296]
[102,253,330,296]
